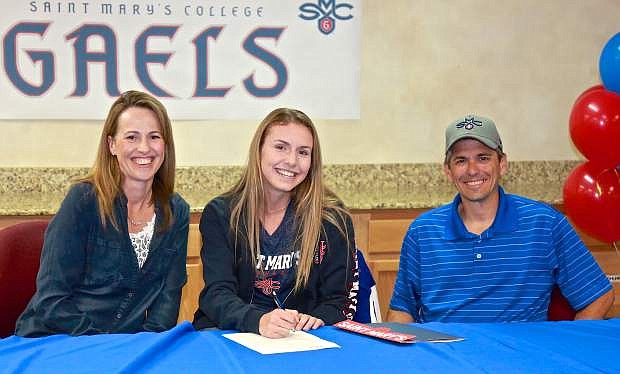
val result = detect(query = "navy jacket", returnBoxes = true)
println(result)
[193,195,358,333]
[15,183,189,337]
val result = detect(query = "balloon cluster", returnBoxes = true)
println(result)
[564,33,620,244]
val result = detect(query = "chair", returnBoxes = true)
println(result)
[0,220,48,337]
[547,286,576,321]
[178,223,204,324]
[353,249,382,323]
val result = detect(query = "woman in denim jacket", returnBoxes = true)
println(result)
[15,91,189,337]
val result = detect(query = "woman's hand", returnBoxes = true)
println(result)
[295,313,324,331]
[258,309,300,338]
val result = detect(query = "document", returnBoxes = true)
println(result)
[334,320,416,343]
[334,320,463,344]
[369,322,464,343]
[222,331,340,355]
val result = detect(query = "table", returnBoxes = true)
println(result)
[2,319,619,373]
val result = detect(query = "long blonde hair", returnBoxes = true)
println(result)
[227,108,351,291]
[80,90,176,231]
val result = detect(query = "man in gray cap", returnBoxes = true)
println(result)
[387,115,613,323]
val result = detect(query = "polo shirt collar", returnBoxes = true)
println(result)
[444,186,518,240]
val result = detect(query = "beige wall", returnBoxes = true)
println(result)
[1,0,618,167]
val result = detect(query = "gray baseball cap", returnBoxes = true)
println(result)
[445,115,503,153]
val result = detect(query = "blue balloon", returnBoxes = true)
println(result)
[600,32,620,94]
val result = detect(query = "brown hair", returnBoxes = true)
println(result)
[227,108,351,291]
[80,90,176,230]
[444,143,505,165]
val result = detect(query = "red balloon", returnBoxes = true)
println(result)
[574,84,604,103]
[569,87,620,168]
[563,162,620,243]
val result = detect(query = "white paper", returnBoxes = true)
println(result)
[223,331,340,355]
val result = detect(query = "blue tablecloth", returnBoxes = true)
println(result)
[2,319,619,373]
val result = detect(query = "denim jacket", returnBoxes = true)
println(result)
[15,183,189,337]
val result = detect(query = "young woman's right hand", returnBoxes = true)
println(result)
[258,309,300,338]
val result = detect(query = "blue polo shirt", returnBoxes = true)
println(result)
[390,187,611,322]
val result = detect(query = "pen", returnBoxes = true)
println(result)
[271,290,285,310]
[272,290,296,332]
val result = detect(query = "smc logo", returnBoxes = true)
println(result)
[298,0,354,35]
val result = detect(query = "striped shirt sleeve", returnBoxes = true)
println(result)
[552,214,612,311]
[389,223,420,319]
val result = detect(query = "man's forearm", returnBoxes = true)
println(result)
[386,308,415,323]
[575,289,615,320]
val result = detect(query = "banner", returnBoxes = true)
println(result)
[0,0,360,119]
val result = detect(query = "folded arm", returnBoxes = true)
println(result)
[143,199,189,331]
[28,185,102,335]
[309,214,358,325]
[197,199,265,333]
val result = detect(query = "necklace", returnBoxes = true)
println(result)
[266,206,287,215]
[129,214,154,227]
[129,217,149,226]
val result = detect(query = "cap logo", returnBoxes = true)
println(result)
[456,116,482,131]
